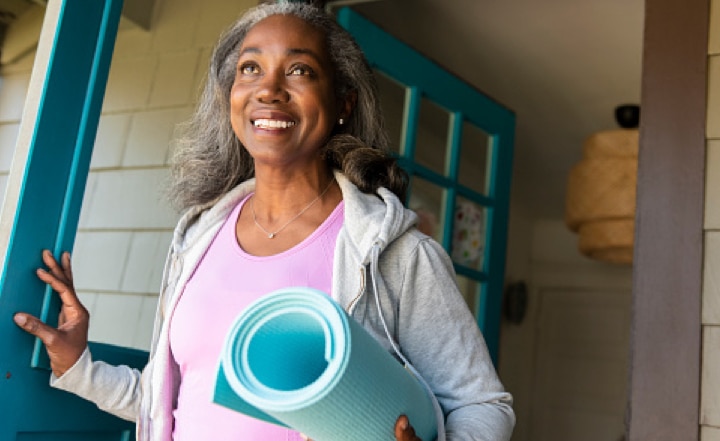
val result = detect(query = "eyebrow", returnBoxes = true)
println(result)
[238,47,261,57]
[237,47,324,64]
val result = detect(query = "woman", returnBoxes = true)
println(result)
[13,3,515,440]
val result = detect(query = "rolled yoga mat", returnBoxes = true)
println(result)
[213,287,438,441]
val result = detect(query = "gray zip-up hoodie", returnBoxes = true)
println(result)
[52,171,515,440]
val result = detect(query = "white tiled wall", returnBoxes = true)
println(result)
[711,0,720,57]
[79,169,177,230]
[703,0,720,437]
[0,74,31,121]
[91,113,132,169]
[704,426,720,441]
[0,67,30,203]
[124,107,193,166]
[705,140,720,229]
[0,0,257,351]
[708,56,720,140]
[702,327,720,427]
[704,231,720,324]
[0,123,19,169]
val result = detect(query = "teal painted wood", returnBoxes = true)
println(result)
[338,8,515,364]
[441,114,464,250]
[478,130,515,360]
[447,113,464,182]
[400,87,421,167]
[0,0,147,439]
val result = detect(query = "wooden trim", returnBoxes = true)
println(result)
[0,0,61,267]
[628,0,709,439]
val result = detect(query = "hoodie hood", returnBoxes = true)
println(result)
[334,170,418,266]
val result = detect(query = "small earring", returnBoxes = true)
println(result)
[338,118,345,125]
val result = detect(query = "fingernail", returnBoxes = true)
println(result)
[400,418,408,430]
[13,314,26,326]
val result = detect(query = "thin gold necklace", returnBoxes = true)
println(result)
[251,178,335,239]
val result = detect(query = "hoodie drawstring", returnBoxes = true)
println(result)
[369,242,447,441]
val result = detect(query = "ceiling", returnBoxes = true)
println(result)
[351,0,645,219]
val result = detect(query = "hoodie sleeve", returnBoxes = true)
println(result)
[50,347,141,422]
[395,237,515,441]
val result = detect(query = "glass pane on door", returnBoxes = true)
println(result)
[415,97,450,176]
[373,69,406,155]
[458,121,493,195]
[455,274,481,316]
[450,195,487,271]
[408,176,446,244]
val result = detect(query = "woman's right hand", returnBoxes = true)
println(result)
[13,250,89,378]
[394,415,422,441]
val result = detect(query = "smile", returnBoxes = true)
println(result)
[253,119,296,129]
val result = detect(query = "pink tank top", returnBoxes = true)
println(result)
[170,194,344,441]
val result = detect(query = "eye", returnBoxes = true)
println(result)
[239,62,260,75]
[288,64,314,76]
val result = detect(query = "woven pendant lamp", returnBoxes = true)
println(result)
[565,105,640,265]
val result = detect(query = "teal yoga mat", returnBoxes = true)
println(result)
[213,287,438,441]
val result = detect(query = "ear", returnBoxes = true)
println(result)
[338,89,358,122]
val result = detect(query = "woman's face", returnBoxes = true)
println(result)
[230,14,344,169]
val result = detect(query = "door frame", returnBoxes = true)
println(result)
[628,0,708,439]
[0,0,145,439]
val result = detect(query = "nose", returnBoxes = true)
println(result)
[256,71,290,104]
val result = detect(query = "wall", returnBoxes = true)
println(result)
[702,0,720,438]
[497,193,533,441]
[0,0,258,350]
[500,216,633,441]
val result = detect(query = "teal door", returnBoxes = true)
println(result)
[338,8,515,364]
[0,1,147,439]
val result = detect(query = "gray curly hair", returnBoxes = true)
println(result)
[168,2,406,211]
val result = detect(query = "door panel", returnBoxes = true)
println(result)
[0,0,147,439]
[530,288,631,441]
[338,8,515,362]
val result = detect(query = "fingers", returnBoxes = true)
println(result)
[36,267,71,291]
[58,309,67,327]
[37,250,82,309]
[394,415,420,441]
[42,250,73,283]
[13,311,87,377]
[36,268,81,308]
[61,251,73,283]
[13,250,87,378]
[13,313,58,344]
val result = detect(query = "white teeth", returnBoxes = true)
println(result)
[253,119,296,129]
